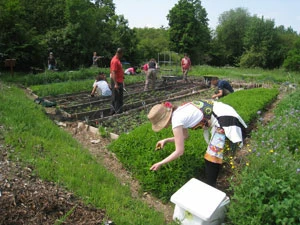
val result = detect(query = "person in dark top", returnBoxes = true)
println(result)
[211,77,234,99]
[48,52,57,70]
[144,58,157,91]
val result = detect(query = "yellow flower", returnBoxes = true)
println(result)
[231,165,235,169]
[269,149,274,153]
[246,162,249,166]
[248,149,252,152]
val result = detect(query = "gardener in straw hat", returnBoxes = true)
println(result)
[147,100,247,187]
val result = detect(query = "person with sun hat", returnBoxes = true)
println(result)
[147,100,247,187]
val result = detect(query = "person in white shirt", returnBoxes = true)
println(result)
[91,73,112,97]
[147,100,247,187]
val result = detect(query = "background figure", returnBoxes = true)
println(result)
[144,58,157,91]
[141,63,149,75]
[91,73,112,97]
[92,52,103,67]
[110,48,124,115]
[211,77,234,99]
[124,67,136,75]
[48,52,57,70]
[181,53,191,82]
[147,100,247,188]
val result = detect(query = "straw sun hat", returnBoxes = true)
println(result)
[148,102,173,132]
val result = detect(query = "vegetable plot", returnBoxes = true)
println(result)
[108,88,279,202]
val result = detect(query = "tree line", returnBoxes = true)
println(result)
[1,0,299,71]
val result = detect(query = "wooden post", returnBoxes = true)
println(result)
[5,59,16,77]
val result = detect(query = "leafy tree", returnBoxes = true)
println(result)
[241,16,280,69]
[167,0,210,64]
[0,0,46,70]
[134,27,169,64]
[1,0,137,70]
[20,0,66,34]
[214,8,251,66]
[275,26,299,67]
[208,32,227,66]
[283,37,300,71]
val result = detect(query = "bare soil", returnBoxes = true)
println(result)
[0,125,107,225]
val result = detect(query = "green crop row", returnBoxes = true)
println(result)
[227,89,300,225]
[108,88,279,202]
[220,88,279,123]
[2,67,108,86]
[30,74,146,97]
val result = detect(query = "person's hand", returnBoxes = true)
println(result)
[150,162,162,171]
[155,140,165,150]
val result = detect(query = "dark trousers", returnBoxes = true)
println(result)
[205,159,221,187]
[111,80,123,114]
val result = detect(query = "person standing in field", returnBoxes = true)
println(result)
[48,52,57,70]
[144,58,157,91]
[181,53,191,82]
[92,52,103,67]
[110,48,124,115]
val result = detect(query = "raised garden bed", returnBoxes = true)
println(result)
[44,77,263,135]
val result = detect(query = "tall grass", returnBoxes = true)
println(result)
[227,89,300,224]
[0,83,174,225]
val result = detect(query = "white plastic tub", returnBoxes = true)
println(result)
[170,178,230,225]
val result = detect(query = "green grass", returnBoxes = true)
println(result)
[2,65,299,97]
[0,83,175,225]
[227,89,300,224]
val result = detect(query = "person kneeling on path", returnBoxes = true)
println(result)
[211,77,234,99]
[91,73,112,97]
[147,100,247,188]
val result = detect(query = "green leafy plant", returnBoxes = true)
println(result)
[98,125,109,138]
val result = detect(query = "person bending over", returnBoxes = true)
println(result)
[147,100,247,187]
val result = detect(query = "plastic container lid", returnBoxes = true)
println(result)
[170,178,227,221]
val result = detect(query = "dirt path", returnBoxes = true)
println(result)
[62,122,175,223]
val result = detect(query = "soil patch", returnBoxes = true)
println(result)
[0,125,107,225]
[62,122,175,223]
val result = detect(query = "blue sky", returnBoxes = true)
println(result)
[113,0,300,33]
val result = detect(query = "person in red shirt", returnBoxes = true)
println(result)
[110,48,124,114]
[141,63,149,75]
[181,53,191,82]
